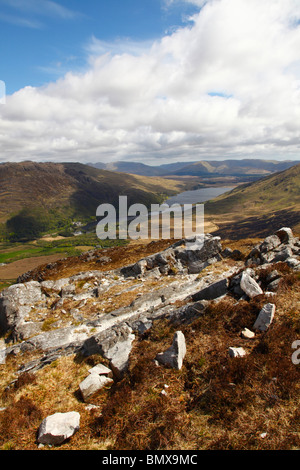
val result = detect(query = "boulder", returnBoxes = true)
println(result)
[37,412,80,446]
[79,374,113,402]
[275,227,294,244]
[82,324,135,379]
[156,331,186,370]
[259,235,281,254]
[253,303,276,332]
[240,272,263,298]
[0,281,45,337]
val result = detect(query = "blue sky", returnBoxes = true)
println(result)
[0,0,199,94]
[1,0,300,164]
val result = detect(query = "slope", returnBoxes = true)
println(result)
[204,163,300,238]
[0,161,188,224]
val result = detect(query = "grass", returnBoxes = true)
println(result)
[0,232,128,265]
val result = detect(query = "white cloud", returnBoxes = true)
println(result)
[1,0,300,164]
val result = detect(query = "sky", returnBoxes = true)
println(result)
[0,0,300,165]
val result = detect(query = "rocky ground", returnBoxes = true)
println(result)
[0,227,299,449]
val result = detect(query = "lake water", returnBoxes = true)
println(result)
[164,186,234,205]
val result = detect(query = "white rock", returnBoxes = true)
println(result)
[241,328,255,339]
[228,347,247,358]
[37,412,80,446]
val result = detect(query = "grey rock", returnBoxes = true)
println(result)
[79,374,113,402]
[253,303,276,331]
[267,278,281,292]
[88,364,113,377]
[192,278,229,301]
[0,281,45,337]
[82,324,135,379]
[41,279,70,294]
[60,284,76,298]
[156,331,186,370]
[240,272,263,298]
[37,412,80,446]
[259,235,281,253]
[275,227,294,244]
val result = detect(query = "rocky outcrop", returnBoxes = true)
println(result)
[0,227,299,384]
[246,227,300,267]
[120,234,222,278]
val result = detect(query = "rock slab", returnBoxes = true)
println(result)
[156,331,186,370]
[37,411,80,446]
[253,303,276,332]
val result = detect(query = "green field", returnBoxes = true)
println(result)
[0,232,128,265]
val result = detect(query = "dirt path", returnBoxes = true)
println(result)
[0,254,65,280]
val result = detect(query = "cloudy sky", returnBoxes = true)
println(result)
[1,0,300,165]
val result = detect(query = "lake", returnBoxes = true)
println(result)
[164,186,234,205]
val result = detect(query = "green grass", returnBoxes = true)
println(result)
[0,231,129,265]
[0,245,80,264]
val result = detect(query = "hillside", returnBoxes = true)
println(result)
[0,161,189,225]
[205,163,300,239]
[0,227,299,450]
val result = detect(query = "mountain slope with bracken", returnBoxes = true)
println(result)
[0,161,189,224]
[205,163,300,239]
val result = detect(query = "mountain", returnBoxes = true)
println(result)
[89,160,198,176]
[88,159,300,180]
[0,161,189,224]
[205,163,300,238]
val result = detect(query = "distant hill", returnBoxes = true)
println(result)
[89,160,198,177]
[205,163,300,238]
[0,161,188,225]
[88,159,300,180]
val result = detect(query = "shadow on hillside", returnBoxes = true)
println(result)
[213,209,300,240]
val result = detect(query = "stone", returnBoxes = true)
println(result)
[156,331,186,370]
[60,284,76,298]
[275,227,294,244]
[267,278,281,292]
[79,374,113,401]
[83,324,135,379]
[241,328,255,339]
[228,347,247,358]
[253,303,276,331]
[0,281,45,337]
[37,412,80,446]
[192,278,229,301]
[88,364,113,378]
[240,272,263,298]
[259,235,281,254]
[272,246,293,263]
[285,257,300,268]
